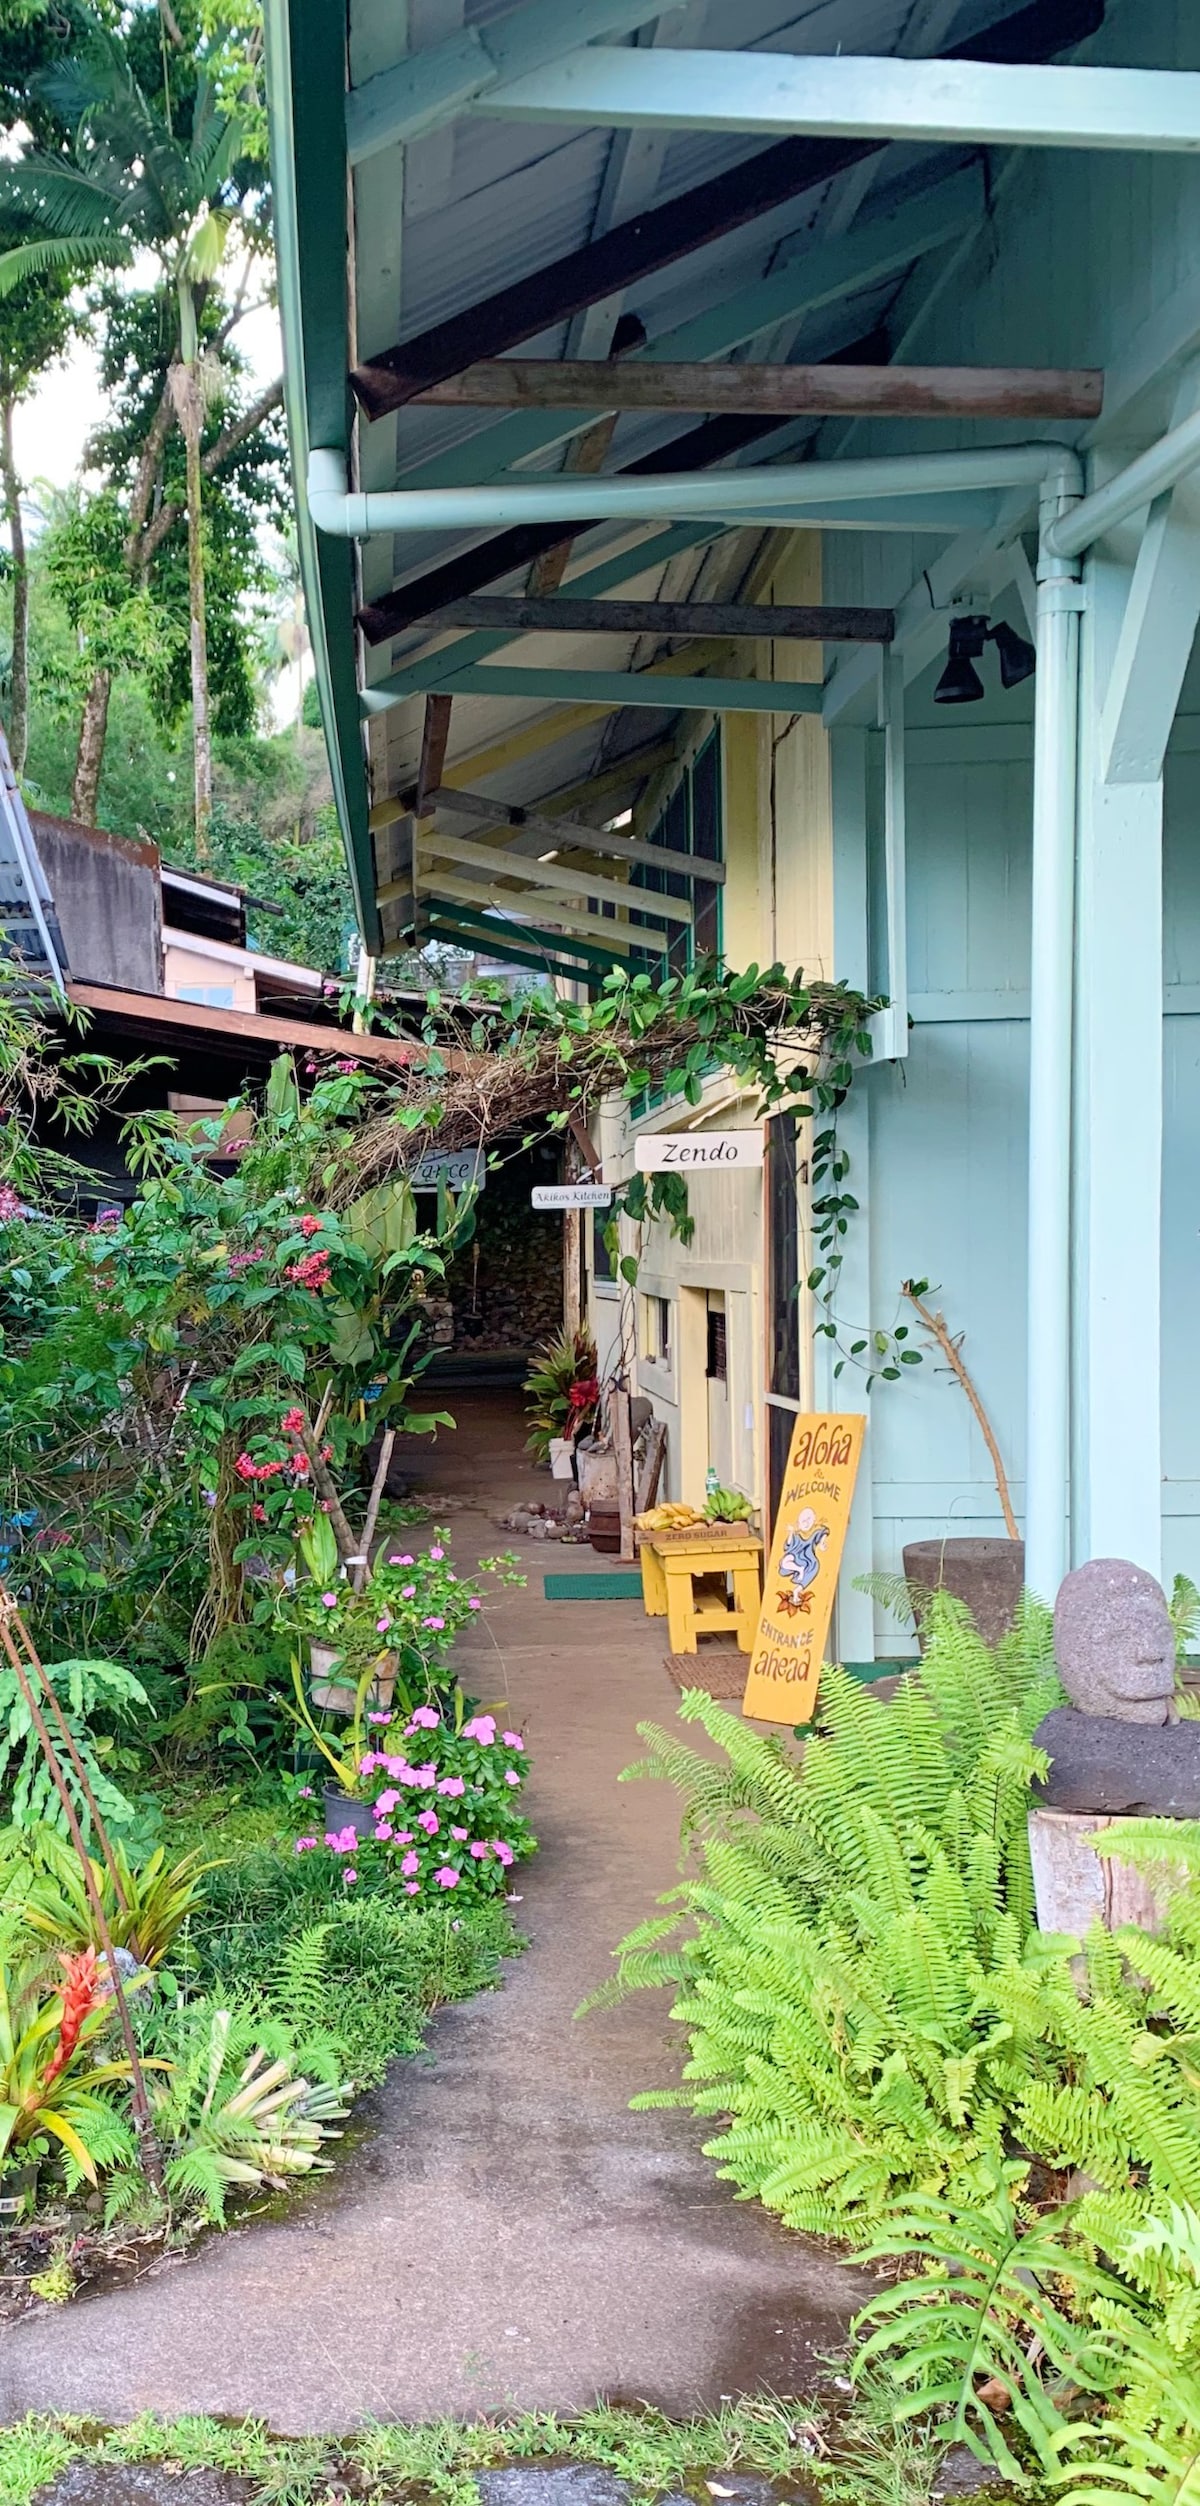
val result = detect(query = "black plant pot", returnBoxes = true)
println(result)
[902,1536,1026,1651]
[322,1787,377,1841]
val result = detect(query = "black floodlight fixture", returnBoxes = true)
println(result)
[934,611,1037,703]
[934,614,988,704]
[990,617,1038,688]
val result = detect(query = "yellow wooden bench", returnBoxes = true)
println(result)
[638,1524,763,1654]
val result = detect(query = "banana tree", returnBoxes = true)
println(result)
[0,14,261,849]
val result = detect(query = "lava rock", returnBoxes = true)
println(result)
[1032,1705,1200,1815]
[36,2466,250,2506]
[478,2470,631,2506]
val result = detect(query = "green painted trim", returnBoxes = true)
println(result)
[263,0,378,950]
[543,1571,644,1600]
[421,896,633,971]
[388,663,827,715]
[420,918,608,988]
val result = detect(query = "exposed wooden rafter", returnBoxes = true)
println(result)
[408,594,895,642]
[428,784,727,882]
[350,134,880,418]
[349,0,1103,419]
[415,693,453,817]
[411,361,1104,422]
[410,827,694,924]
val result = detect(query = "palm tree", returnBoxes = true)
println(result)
[0,17,260,849]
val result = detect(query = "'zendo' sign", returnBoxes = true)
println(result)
[742,1414,866,1727]
[634,1130,764,1173]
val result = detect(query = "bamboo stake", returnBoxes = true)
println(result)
[354,1430,396,1593]
[901,1282,1020,1541]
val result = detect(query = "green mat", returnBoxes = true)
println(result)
[543,1570,644,1600]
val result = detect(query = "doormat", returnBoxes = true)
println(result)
[665,1652,911,1701]
[543,1570,644,1600]
[664,1646,747,1699]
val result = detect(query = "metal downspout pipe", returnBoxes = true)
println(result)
[1025,452,1084,1601]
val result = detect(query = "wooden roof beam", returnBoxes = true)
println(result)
[412,361,1104,422]
[411,594,895,642]
[412,826,694,924]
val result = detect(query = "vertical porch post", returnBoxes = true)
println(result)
[1025,455,1083,1602]
[1071,553,1166,1579]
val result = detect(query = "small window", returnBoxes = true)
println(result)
[175,983,236,1009]
[592,1211,616,1286]
[706,1307,728,1382]
[642,1294,671,1365]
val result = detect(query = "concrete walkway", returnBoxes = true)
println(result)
[0,1395,866,2431]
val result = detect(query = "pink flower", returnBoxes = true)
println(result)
[325,1827,359,1854]
[422,1615,446,1631]
[451,1825,469,1841]
[469,1842,490,1861]
[343,1867,358,1886]
[294,1836,318,1853]
[467,1598,482,1611]
[401,1584,416,1600]
[405,1880,420,1895]
[417,1809,439,1836]
[376,1615,392,1634]
[394,1829,413,1845]
[463,1714,496,1745]
[374,1823,394,1842]
[400,1851,419,1877]
[438,1775,465,1798]
[368,1711,391,1726]
[407,1706,440,1731]
[321,1591,338,1609]
[389,1555,415,1567]
[492,1840,515,1867]
[358,1753,379,1775]
[503,1733,525,1751]
[429,1544,445,1561]
[375,1788,400,1815]
[281,1406,307,1433]
[411,1764,437,1789]
[298,1787,314,1799]
[298,1215,324,1238]
[435,1866,459,1889]
[385,1756,414,1780]
[505,1769,522,1787]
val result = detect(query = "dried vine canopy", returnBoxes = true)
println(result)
[349,962,880,1184]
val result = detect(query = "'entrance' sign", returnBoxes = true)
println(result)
[410,1148,486,1193]
[634,1130,764,1173]
[742,1414,866,1727]
[531,1183,612,1210]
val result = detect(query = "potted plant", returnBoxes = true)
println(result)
[524,1326,599,1466]
[291,1698,535,1900]
[277,1527,524,1829]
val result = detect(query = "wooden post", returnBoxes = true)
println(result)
[612,1387,636,1563]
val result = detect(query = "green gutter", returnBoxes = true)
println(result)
[262,0,379,952]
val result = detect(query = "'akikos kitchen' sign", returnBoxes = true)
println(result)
[634,1130,764,1174]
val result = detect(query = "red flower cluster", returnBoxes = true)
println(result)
[227,1244,266,1274]
[298,1214,325,1238]
[286,1249,332,1290]
[281,1407,307,1435]
[0,1183,22,1223]
[567,1375,599,1415]
[235,1452,287,1484]
[45,1947,99,2087]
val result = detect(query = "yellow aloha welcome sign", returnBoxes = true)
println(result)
[742,1413,866,1725]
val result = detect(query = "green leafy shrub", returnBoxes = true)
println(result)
[189,1836,518,2086]
[122,2000,349,2226]
[588,1597,1068,2235]
[0,1655,150,1839]
[5,1829,219,1966]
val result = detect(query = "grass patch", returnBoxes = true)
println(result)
[0,2399,827,2506]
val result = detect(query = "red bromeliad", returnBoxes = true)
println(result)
[42,1948,100,2091]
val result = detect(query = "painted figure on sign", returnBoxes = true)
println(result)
[776,1509,830,1615]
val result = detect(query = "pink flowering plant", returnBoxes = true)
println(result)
[296,1701,533,1903]
[278,1520,524,1794]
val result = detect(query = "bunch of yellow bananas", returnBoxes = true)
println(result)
[633,1501,704,1531]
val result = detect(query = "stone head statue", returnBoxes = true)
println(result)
[1053,1557,1177,1725]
